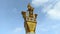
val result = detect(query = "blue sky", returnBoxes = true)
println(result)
[0,0,60,34]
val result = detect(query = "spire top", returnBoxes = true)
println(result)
[27,3,34,12]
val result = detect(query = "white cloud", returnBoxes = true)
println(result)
[32,0,49,7]
[14,28,22,32]
[46,2,60,20]
[32,0,60,20]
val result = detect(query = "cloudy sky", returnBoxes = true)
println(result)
[0,0,60,34]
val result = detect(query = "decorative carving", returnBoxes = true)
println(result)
[21,3,37,34]
[22,3,37,21]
